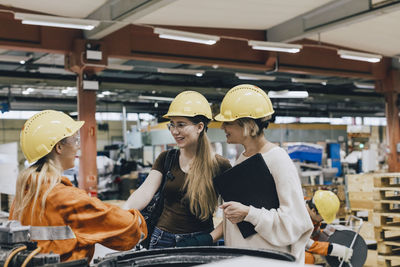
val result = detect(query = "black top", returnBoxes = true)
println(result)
[152,150,231,234]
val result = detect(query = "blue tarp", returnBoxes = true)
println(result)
[288,143,323,165]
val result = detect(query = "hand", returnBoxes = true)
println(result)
[220,201,250,224]
[175,233,213,247]
[330,243,353,262]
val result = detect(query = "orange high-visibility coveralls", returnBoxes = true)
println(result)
[305,220,330,264]
[10,177,147,263]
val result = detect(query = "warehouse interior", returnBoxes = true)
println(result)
[1,0,400,266]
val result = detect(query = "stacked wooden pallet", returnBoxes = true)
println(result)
[347,173,375,242]
[373,173,400,267]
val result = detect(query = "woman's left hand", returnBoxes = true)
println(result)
[220,201,250,224]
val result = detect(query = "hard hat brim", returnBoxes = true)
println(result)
[26,120,84,164]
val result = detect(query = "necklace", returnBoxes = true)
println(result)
[179,156,193,173]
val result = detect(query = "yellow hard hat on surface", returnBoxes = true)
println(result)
[214,84,274,122]
[163,91,212,119]
[20,110,84,163]
[313,190,340,224]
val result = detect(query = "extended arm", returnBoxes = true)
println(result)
[122,170,163,211]
[53,186,147,251]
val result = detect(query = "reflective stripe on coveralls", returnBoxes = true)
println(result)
[30,225,76,240]
[30,223,146,243]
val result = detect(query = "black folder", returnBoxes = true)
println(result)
[213,153,280,238]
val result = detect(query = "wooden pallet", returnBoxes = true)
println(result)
[377,254,400,267]
[373,213,400,228]
[371,174,400,266]
[373,214,400,266]
[374,174,400,189]
[378,240,400,255]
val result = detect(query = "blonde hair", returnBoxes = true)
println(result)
[183,117,220,221]
[237,116,270,137]
[12,153,63,222]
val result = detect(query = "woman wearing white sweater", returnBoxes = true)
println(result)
[214,84,313,263]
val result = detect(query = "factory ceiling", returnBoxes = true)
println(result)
[0,0,400,120]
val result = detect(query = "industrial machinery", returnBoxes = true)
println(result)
[321,215,368,267]
[93,246,295,267]
[0,220,88,267]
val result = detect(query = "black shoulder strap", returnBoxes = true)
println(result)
[159,149,177,192]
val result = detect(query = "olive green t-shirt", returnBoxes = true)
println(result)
[152,150,231,234]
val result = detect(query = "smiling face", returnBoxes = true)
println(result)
[168,117,204,149]
[221,120,244,144]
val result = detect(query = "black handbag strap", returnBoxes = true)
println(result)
[158,149,177,193]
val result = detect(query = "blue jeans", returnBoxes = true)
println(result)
[149,227,209,249]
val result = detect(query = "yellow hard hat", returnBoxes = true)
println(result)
[214,84,274,122]
[163,91,212,119]
[20,110,84,163]
[313,190,340,224]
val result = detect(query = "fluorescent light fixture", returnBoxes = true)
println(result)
[337,49,382,63]
[106,64,134,71]
[157,68,204,77]
[154,28,220,45]
[291,78,327,85]
[61,87,77,95]
[235,72,276,81]
[38,67,74,75]
[248,40,302,53]
[22,87,35,95]
[138,95,175,102]
[268,90,309,98]
[0,54,32,64]
[353,82,375,89]
[14,12,100,30]
[102,91,117,96]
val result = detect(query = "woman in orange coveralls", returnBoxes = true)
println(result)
[9,110,147,263]
[305,190,353,265]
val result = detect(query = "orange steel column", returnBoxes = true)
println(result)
[384,91,400,172]
[65,39,107,195]
[376,70,400,172]
[77,71,98,195]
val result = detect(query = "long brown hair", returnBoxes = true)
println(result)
[183,116,220,221]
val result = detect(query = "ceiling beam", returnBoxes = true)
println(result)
[0,5,82,53]
[85,0,178,40]
[104,25,388,79]
[267,0,400,42]
[0,8,391,80]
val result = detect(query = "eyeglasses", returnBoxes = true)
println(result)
[72,136,80,146]
[62,134,80,146]
[167,122,196,131]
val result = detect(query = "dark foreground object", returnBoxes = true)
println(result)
[325,230,368,267]
[94,246,295,267]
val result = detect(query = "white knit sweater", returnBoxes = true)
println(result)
[223,146,313,263]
